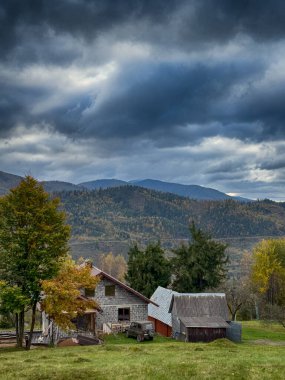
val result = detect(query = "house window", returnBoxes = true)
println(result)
[105,285,115,296]
[85,288,95,297]
[118,308,130,321]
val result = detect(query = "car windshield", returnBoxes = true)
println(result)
[143,323,153,330]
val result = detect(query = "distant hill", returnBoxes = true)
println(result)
[41,181,84,192]
[79,178,251,202]
[0,170,250,202]
[0,170,22,195]
[79,179,128,190]
[57,186,285,241]
[131,179,231,201]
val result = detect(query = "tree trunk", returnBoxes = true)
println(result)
[50,321,55,346]
[26,301,37,350]
[15,313,20,347]
[16,309,25,348]
[255,301,259,320]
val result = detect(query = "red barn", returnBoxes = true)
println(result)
[148,287,179,337]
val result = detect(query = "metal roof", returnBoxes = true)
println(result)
[169,293,229,321]
[148,286,179,327]
[180,316,229,328]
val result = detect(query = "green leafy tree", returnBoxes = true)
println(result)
[125,242,171,298]
[0,176,70,348]
[171,222,228,292]
[0,281,29,337]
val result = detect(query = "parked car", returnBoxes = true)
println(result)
[125,321,154,342]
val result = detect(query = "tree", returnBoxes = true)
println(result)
[251,239,285,326]
[251,239,285,305]
[222,278,250,321]
[125,242,171,298]
[218,251,255,321]
[98,252,127,282]
[0,176,70,348]
[41,257,99,341]
[171,222,228,293]
[0,282,29,340]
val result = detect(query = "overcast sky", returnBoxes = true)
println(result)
[1,1,285,200]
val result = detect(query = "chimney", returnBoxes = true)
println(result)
[85,259,93,268]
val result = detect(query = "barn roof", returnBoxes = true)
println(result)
[180,316,229,328]
[148,286,179,327]
[169,293,229,321]
[90,266,158,306]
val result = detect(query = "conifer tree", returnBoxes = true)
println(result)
[171,222,228,292]
[125,242,171,298]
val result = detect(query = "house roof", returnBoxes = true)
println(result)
[148,286,179,327]
[180,316,229,328]
[90,266,158,306]
[169,293,229,321]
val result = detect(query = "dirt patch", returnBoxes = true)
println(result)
[0,343,16,348]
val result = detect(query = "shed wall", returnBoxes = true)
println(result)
[186,327,226,342]
[148,316,172,337]
[171,302,181,338]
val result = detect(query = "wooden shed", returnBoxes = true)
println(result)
[169,293,230,342]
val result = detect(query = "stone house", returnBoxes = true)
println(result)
[85,266,157,331]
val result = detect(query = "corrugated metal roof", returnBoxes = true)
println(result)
[180,316,229,328]
[148,286,179,327]
[169,293,229,321]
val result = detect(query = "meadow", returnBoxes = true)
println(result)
[0,322,284,380]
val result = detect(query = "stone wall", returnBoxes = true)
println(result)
[91,278,148,329]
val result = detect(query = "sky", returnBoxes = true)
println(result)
[1,0,285,200]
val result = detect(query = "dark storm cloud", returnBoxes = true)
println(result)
[205,161,246,175]
[2,0,285,59]
[178,0,285,44]
[0,0,178,59]
[1,0,285,144]
[259,159,285,171]
[233,84,285,140]
[81,60,265,141]
[1,0,285,199]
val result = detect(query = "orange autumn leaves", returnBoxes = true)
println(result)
[41,258,100,330]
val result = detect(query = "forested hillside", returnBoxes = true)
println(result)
[57,186,285,241]
[51,185,285,273]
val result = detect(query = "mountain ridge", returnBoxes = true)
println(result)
[0,170,250,201]
[79,178,251,202]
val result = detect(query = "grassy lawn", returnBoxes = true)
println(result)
[0,323,284,380]
[242,320,285,342]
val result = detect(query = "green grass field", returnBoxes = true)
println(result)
[0,321,284,380]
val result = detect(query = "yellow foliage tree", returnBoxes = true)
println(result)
[251,239,285,305]
[98,252,127,282]
[41,257,100,331]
